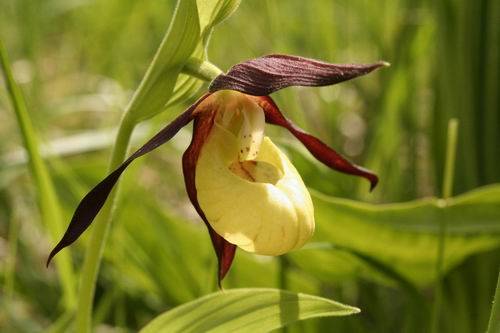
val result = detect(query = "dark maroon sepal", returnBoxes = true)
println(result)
[257,96,378,191]
[182,110,236,287]
[209,54,388,96]
[46,94,211,266]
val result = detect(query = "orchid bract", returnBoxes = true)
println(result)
[47,54,387,284]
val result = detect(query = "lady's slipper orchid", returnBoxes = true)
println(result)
[47,54,387,284]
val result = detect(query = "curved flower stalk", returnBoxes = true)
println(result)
[47,54,387,285]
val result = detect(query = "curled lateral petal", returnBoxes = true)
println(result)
[182,110,236,286]
[256,96,378,191]
[47,94,211,266]
[209,54,389,96]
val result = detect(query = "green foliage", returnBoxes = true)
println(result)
[0,0,498,332]
[126,0,199,122]
[432,0,500,194]
[139,288,358,333]
[290,185,500,287]
[0,40,77,310]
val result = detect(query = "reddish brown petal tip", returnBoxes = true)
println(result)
[209,54,389,96]
[257,96,379,192]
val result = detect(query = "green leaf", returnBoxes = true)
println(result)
[316,184,500,234]
[290,185,500,287]
[147,0,241,115]
[124,0,243,121]
[127,0,200,122]
[198,0,242,41]
[166,0,241,108]
[139,289,358,333]
[167,73,205,107]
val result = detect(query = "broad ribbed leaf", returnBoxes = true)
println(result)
[139,289,359,333]
[289,185,500,287]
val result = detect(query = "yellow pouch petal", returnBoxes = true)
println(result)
[196,123,314,256]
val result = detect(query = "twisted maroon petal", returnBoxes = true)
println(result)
[47,94,211,266]
[256,96,378,191]
[182,110,236,287]
[209,54,388,96]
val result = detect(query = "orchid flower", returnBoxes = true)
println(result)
[47,54,387,285]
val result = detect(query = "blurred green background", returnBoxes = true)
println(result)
[1,0,499,332]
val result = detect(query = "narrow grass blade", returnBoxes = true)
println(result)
[0,39,76,309]
[486,270,500,333]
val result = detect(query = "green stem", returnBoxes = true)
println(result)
[0,39,77,309]
[278,255,289,333]
[278,255,289,291]
[431,118,458,333]
[75,112,136,333]
[486,269,500,333]
[181,57,223,81]
[441,119,459,199]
